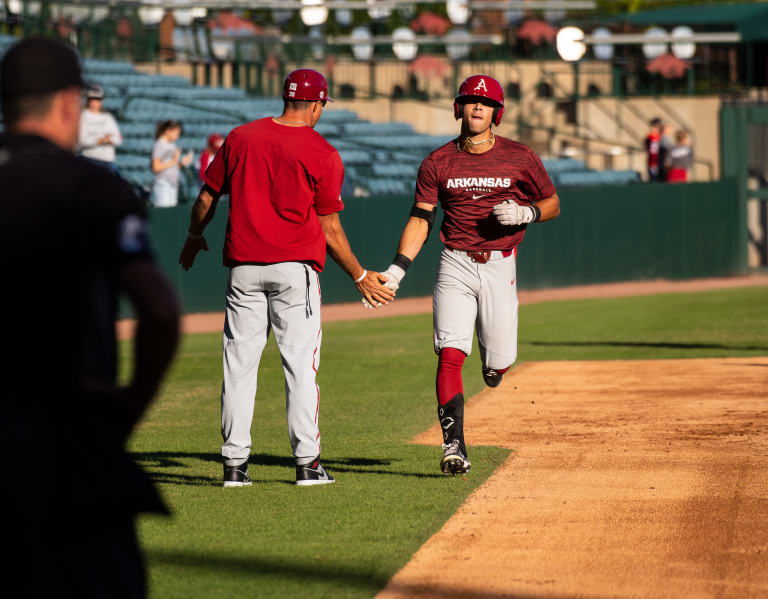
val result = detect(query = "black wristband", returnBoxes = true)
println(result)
[530,204,541,222]
[392,253,412,272]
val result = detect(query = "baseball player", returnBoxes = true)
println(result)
[179,69,395,487]
[372,74,560,475]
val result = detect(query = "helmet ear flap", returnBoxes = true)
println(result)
[454,101,461,120]
[493,105,504,127]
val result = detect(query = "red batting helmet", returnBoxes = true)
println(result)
[282,68,333,102]
[454,74,504,126]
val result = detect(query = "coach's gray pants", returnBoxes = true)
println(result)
[221,263,322,467]
[433,247,518,369]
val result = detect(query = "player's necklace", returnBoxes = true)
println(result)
[273,117,309,126]
[458,132,494,152]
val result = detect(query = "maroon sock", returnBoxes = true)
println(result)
[436,348,465,406]
[492,366,510,375]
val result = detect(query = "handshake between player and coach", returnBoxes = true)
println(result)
[179,70,558,485]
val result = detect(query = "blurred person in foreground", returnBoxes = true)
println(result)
[78,84,122,172]
[199,132,223,182]
[0,38,180,598]
[665,130,694,183]
[151,119,193,207]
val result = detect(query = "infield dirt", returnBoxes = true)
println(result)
[377,357,768,599]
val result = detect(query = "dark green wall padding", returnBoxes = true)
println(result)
[147,180,742,315]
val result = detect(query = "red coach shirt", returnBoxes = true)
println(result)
[204,117,344,270]
[415,136,556,251]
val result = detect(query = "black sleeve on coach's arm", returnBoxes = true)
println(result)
[201,183,222,200]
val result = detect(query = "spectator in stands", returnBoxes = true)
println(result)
[665,130,694,183]
[645,117,663,182]
[78,84,122,171]
[151,120,193,207]
[657,123,675,182]
[199,133,223,182]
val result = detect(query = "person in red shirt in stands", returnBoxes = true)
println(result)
[645,117,663,182]
[178,69,395,488]
[198,133,223,182]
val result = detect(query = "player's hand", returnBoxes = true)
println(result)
[493,200,536,227]
[362,269,401,309]
[179,235,209,270]
[356,270,396,308]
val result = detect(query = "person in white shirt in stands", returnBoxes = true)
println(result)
[151,120,193,208]
[78,85,122,172]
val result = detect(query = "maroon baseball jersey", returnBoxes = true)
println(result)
[415,136,556,251]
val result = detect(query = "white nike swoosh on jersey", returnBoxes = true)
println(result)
[472,194,487,199]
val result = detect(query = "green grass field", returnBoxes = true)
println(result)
[127,285,768,598]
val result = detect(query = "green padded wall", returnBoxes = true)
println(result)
[144,179,740,315]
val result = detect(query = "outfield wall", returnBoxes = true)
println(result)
[147,179,742,314]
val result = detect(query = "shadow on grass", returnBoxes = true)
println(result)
[529,341,768,351]
[147,550,574,598]
[131,451,444,487]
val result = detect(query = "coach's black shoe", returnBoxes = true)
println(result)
[223,461,252,488]
[296,457,335,487]
[441,439,472,475]
[482,368,504,388]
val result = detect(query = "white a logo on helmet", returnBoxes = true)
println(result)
[289,82,297,91]
[319,90,324,98]
[473,79,487,92]
[288,91,295,97]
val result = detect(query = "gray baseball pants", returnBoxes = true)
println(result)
[433,247,518,369]
[221,263,322,467]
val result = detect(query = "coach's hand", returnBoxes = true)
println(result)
[357,270,396,309]
[493,200,536,227]
[362,268,401,309]
[179,235,209,270]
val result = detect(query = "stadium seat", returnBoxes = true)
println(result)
[7,40,645,197]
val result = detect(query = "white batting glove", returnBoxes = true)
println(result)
[493,200,536,227]
[361,266,403,310]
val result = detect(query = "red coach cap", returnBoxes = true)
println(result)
[454,74,504,126]
[282,69,333,102]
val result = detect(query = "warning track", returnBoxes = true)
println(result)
[117,274,768,340]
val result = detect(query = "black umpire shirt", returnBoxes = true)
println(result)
[0,133,165,520]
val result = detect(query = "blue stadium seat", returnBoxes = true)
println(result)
[0,41,475,197]
[541,158,588,175]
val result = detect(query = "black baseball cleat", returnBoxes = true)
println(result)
[441,439,472,475]
[482,368,504,388]
[223,461,252,488]
[296,457,335,486]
